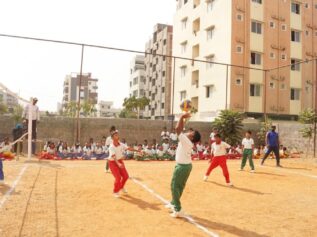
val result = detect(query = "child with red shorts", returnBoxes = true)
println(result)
[203,134,233,186]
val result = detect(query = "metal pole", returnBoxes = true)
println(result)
[225,65,229,110]
[264,70,267,122]
[312,59,317,158]
[76,45,84,142]
[171,57,176,130]
[27,99,33,160]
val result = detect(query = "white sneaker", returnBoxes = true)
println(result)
[203,175,208,181]
[104,169,110,173]
[227,182,233,187]
[165,203,175,211]
[113,192,120,198]
[250,170,255,173]
[121,188,128,194]
[170,210,185,218]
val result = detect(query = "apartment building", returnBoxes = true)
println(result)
[173,0,317,121]
[129,55,146,99]
[62,72,98,108]
[96,100,121,118]
[143,24,173,120]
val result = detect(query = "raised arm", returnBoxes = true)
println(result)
[175,113,191,135]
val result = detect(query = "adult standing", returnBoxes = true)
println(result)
[261,125,282,167]
[22,97,40,155]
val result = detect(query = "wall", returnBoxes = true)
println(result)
[0,115,313,153]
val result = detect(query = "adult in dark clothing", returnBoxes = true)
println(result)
[261,125,282,167]
[12,121,27,153]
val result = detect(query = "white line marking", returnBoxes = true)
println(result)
[0,165,28,209]
[130,177,219,237]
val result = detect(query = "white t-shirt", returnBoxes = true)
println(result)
[108,143,126,161]
[242,138,254,149]
[175,133,193,164]
[161,131,170,140]
[162,143,169,152]
[105,136,112,146]
[196,144,204,152]
[211,142,231,157]
[170,133,178,141]
[209,132,216,140]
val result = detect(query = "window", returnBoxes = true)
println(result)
[207,1,214,12]
[163,39,167,45]
[181,41,187,53]
[281,53,287,60]
[180,91,187,101]
[291,30,301,42]
[250,52,261,65]
[305,3,309,8]
[281,24,287,31]
[206,85,213,98]
[315,4,317,9]
[205,55,214,69]
[161,103,165,109]
[291,2,300,14]
[162,71,166,77]
[206,26,214,40]
[250,84,262,97]
[180,66,187,77]
[237,45,243,53]
[129,81,132,87]
[181,18,188,30]
[269,82,275,89]
[162,87,165,93]
[315,31,317,37]
[133,77,138,85]
[236,79,242,85]
[184,0,188,5]
[270,21,275,28]
[291,58,301,71]
[237,14,243,21]
[280,83,286,90]
[305,30,309,36]
[270,52,275,59]
[252,0,262,4]
[290,88,300,100]
[251,21,262,34]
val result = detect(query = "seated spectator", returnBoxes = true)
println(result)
[0,137,15,160]
[196,141,204,160]
[169,129,178,144]
[142,140,149,150]
[40,141,57,160]
[161,127,170,141]
[83,142,93,160]
[71,142,83,159]
[58,142,71,159]
[167,145,176,157]
[94,142,106,160]
[162,139,169,153]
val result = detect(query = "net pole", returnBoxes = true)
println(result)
[27,100,33,160]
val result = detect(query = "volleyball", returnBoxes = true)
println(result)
[180,99,192,112]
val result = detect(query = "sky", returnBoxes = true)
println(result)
[0,0,175,112]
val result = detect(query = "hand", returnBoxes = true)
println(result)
[182,113,191,119]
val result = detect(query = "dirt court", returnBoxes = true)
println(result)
[0,158,317,237]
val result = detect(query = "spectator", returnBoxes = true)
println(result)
[161,127,170,141]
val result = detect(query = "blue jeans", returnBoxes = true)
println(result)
[0,159,4,180]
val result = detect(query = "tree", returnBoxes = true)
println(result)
[122,96,150,119]
[119,108,137,119]
[64,101,78,117]
[211,110,244,145]
[81,100,95,117]
[257,119,272,146]
[12,104,24,123]
[298,108,316,157]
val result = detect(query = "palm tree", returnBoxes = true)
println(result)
[212,110,244,145]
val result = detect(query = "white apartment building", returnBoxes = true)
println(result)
[96,101,121,118]
[129,55,146,99]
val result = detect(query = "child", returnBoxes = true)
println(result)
[71,142,83,159]
[83,143,93,160]
[40,141,56,160]
[162,139,170,153]
[0,137,15,160]
[240,131,255,172]
[165,113,201,218]
[108,129,134,198]
[203,134,233,186]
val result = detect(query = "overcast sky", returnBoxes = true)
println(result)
[0,0,175,111]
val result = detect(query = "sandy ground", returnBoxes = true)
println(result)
[0,158,316,237]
